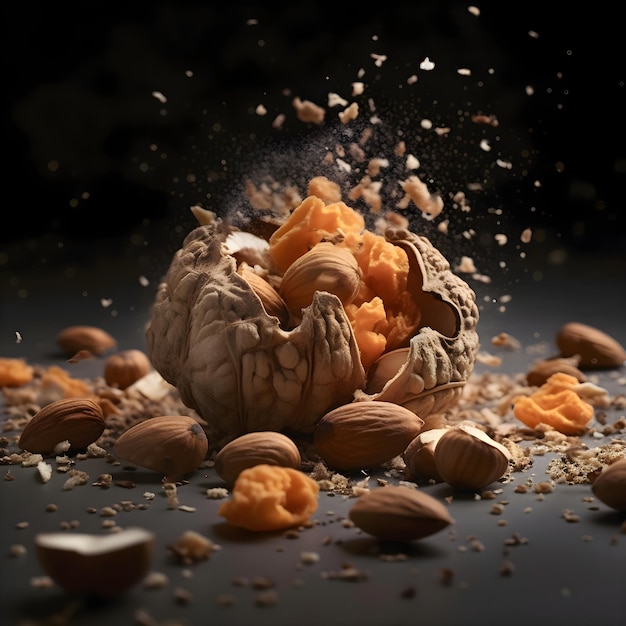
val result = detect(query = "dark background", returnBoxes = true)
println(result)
[3,2,625,272]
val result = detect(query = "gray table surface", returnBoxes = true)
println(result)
[1,235,625,626]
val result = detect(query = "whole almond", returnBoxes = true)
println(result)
[56,325,117,357]
[313,400,424,471]
[279,242,361,321]
[115,415,208,482]
[556,322,626,369]
[18,398,105,454]
[214,431,301,484]
[349,485,454,541]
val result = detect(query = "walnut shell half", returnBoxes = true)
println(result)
[146,217,478,446]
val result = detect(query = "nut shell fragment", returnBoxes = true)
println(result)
[35,527,154,596]
[349,485,454,541]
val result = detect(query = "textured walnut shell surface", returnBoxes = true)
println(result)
[146,222,479,444]
[146,222,365,444]
[359,228,479,416]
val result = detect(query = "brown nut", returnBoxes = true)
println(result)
[433,422,511,491]
[104,349,153,389]
[313,400,424,471]
[214,431,301,485]
[349,485,454,541]
[115,415,209,482]
[56,325,117,357]
[278,241,361,321]
[238,266,290,327]
[591,457,626,512]
[403,427,449,482]
[35,527,154,596]
[526,356,586,387]
[556,322,626,369]
[18,398,105,454]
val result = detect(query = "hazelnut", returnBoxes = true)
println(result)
[591,457,626,512]
[433,422,511,491]
[104,349,152,389]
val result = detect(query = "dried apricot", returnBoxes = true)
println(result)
[0,358,34,387]
[512,372,594,435]
[217,464,319,532]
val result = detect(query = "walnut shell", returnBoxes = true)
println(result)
[146,216,478,446]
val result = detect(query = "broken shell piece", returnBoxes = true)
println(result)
[403,427,448,482]
[35,527,154,596]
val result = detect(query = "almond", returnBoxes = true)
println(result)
[56,325,117,357]
[349,485,454,541]
[278,241,361,321]
[114,415,208,482]
[556,322,626,369]
[526,356,586,387]
[313,400,424,471]
[18,398,105,454]
[214,431,301,485]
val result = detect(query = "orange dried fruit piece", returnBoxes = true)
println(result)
[217,464,319,532]
[0,358,34,387]
[512,372,594,435]
[41,366,94,399]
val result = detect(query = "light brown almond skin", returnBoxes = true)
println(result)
[313,400,424,471]
[18,398,105,454]
[214,431,301,485]
[349,485,454,541]
[115,415,208,482]
[56,325,117,357]
[279,242,361,321]
[591,457,626,512]
[556,322,626,369]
